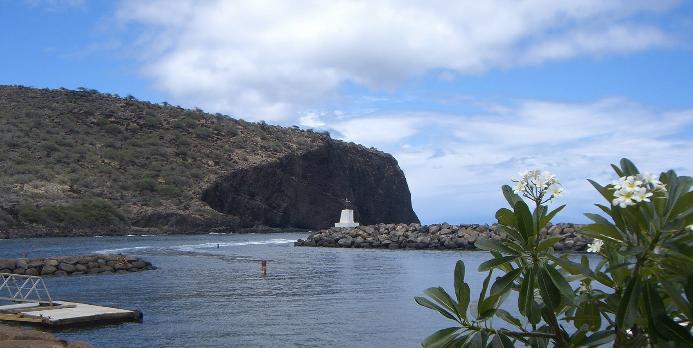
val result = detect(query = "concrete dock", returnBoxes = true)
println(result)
[0,301,142,326]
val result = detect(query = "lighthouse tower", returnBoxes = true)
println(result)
[334,198,359,228]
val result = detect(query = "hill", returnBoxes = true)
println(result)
[0,86,418,237]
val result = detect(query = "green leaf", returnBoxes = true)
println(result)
[494,225,525,244]
[478,256,518,272]
[643,281,693,345]
[580,223,624,243]
[671,191,693,219]
[501,185,522,209]
[610,163,624,177]
[475,238,520,256]
[573,301,601,332]
[495,208,517,227]
[415,296,457,321]
[548,255,590,276]
[587,179,613,203]
[536,236,563,252]
[490,268,522,297]
[478,271,493,312]
[543,263,574,304]
[582,330,615,347]
[424,287,460,320]
[518,269,534,317]
[538,204,565,231]
[495,309,523,329]
[464,332,483,348]
[537,266,561,310]
[421,327,461,348]
[514,200,535,244]
[661,281,691,320]
[686,273,693,307]
[619,158,639,176]
[615,276,641,329]
[454,261,470,318]
[490,333,514,348]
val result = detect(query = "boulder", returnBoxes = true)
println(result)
[337,237,353,247]
[0,259,15,269]
[41,266,57,275]
[45,259,59,267]
[25,268,39,276]
[15,259,29,269]
[58,263,76,272]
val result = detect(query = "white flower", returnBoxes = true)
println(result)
[513,181,527,194]
[687,224,693,232]
[612,190,635,208]
[549,185,563,198]
[587,239,604,253]
[622,176,643,192]
[631,187,653,203]
[641,173,661,186]
[512,169,563,203]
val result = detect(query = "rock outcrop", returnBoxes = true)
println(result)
[295,223,590,252]
[202,140,419,229]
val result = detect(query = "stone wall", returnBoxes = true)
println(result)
[294,223,589,252]
[0,255,156,276]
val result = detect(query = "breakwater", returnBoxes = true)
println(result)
[294,223,589,252]
[0,255,156,276]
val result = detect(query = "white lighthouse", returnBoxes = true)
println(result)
[335,198,359,228]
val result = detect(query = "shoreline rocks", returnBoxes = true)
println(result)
[295,223,590,252]
[0,255,156,277]
[0,324,93,347]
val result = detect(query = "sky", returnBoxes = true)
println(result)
[1,0,692,224]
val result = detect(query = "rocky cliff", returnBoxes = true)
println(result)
[0,86,418,237]
[202,140,418,229]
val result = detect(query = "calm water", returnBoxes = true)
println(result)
[0,233,576,347]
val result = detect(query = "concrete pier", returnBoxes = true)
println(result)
[0,301,142,326]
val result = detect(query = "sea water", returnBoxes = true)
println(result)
[0,233,589,347]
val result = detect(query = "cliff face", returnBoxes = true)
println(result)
[202,140,419,229]
[0,86,418,237]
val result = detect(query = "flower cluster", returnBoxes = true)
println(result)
[512,170,563,205]
[610,173,666,208]
[586,238,604,253]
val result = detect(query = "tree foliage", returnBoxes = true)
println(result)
[416,159,692,347]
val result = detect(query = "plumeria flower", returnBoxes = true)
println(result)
[622,176,643,192]
[632,187,653,203]
[641,173,661,186]
[587,239,604,253]
[613,190,635,208]
[549,185,563,198]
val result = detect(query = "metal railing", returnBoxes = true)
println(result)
[0,273,53,304]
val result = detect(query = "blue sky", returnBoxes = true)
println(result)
[2,0,692,224]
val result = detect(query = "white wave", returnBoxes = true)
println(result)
[173,238,296,251]
[94,235,104,238]
[139,234,157,237]
[94,246,152,254]
[208,232,227,235]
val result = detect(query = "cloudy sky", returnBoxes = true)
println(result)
[2,0,692,223]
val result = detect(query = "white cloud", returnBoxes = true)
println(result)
[321,99,693,223]
[116,0,678,120]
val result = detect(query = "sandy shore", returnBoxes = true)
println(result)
[0,325,92,348]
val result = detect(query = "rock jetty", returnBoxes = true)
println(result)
[295,223,589,252]
[0,255,156,276]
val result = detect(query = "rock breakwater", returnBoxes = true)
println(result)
[0,255,156,276]
[295,223,589,252]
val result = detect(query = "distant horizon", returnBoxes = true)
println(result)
[2,1,692,225]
